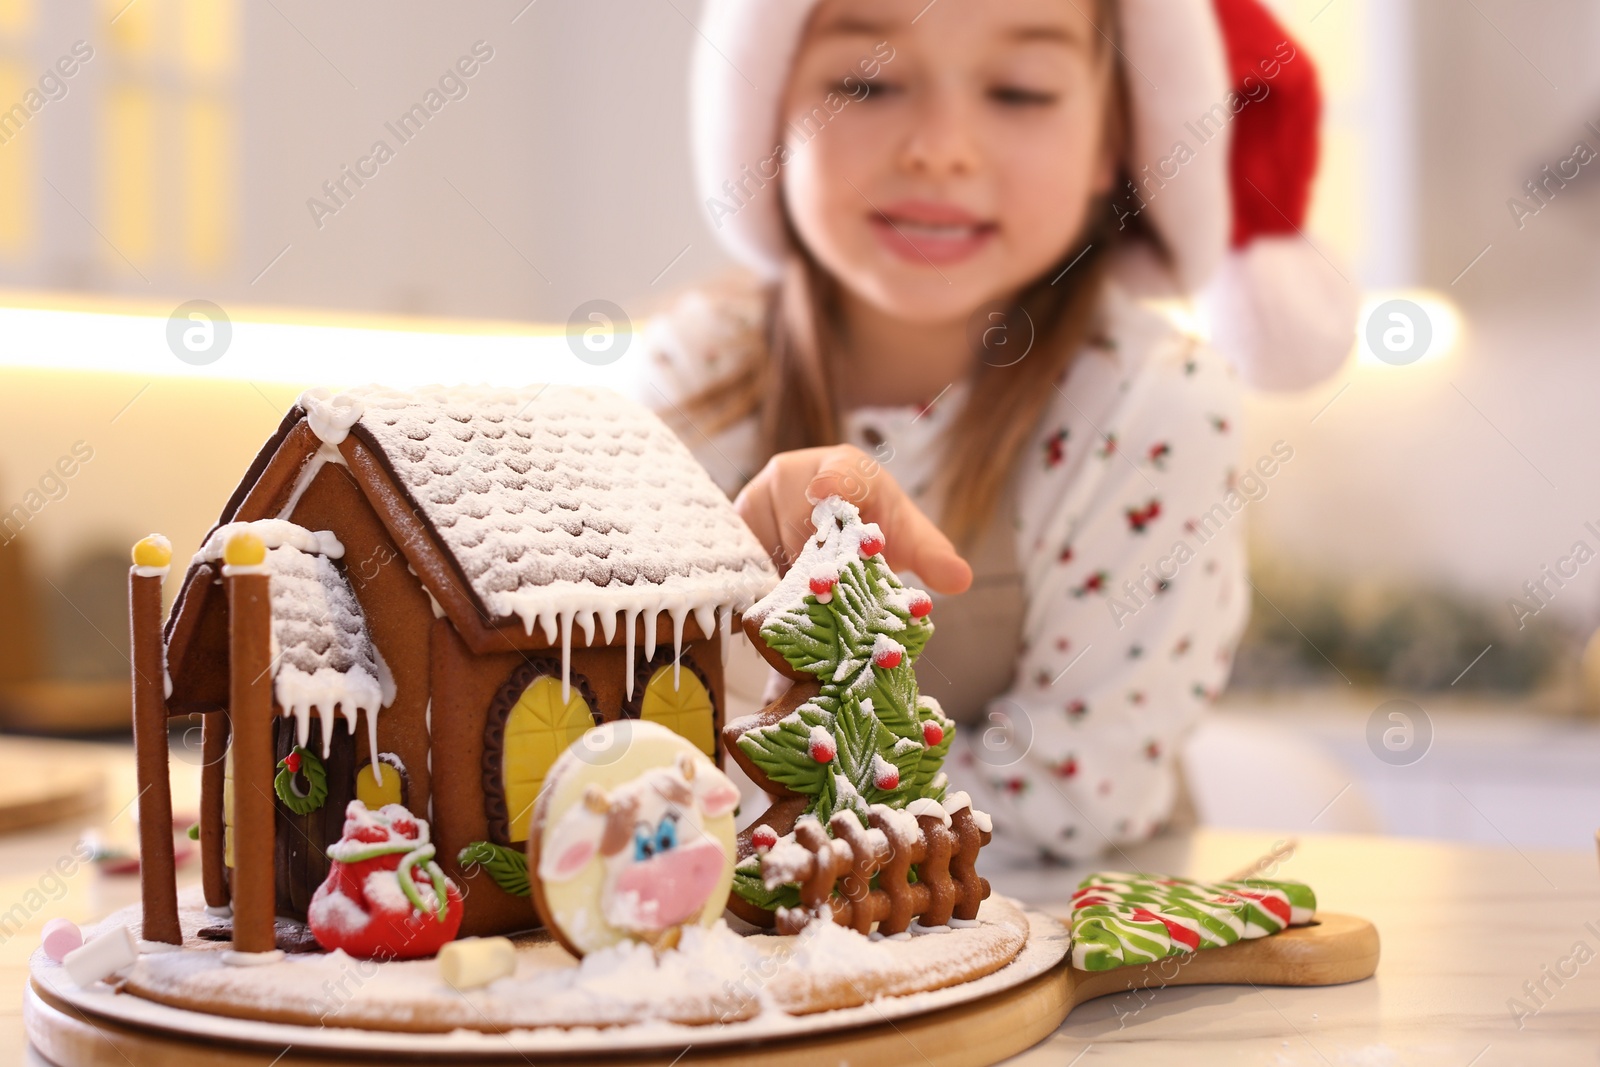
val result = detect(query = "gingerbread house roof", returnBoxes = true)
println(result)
[194,520,392,754]
[299,385,776,648]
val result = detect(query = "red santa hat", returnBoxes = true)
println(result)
[690,0,1356,392]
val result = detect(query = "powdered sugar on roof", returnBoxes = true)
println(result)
[324,385,777,650]
[206,521,394,757]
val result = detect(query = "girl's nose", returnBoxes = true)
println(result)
[896,85,979,178]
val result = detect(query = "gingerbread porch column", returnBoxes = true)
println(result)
[224,531,277,956]
[130,535,181,946]
[199,710,230,910]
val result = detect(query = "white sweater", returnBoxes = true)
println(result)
[644,282,1251,861]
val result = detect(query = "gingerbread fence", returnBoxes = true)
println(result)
[764,805,991,936]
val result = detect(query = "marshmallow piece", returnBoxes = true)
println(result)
[439,937,516,990]
[41,918,82,963]
[62,926,137,987]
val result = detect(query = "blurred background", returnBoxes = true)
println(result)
[0,0,1598,855]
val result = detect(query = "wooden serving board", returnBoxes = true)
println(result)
[25,913,1378,1067]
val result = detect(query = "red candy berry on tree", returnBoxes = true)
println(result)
[808,574,836,603]
[873,646,903,670]
[750,826,778,852]
[857,530,885,557]
[809,733,836,764]
[872,756,900,791]
[908,592,932,619]
[922,721,944,748]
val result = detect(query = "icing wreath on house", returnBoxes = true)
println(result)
[131,384,778,950]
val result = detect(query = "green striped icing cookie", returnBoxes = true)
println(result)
[1069,872,1317,972]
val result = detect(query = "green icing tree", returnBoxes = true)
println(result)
[736,497,955,829]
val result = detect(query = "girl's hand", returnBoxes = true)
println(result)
[734,445,973,595]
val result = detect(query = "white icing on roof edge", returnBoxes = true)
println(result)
[491,567,776,702]
[195,519,344,564]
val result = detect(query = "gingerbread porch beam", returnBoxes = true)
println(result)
[130,536,181,946]
[199,710,230,910]
[224,531,277,956]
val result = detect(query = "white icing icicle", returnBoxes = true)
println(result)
[368,708,383,787]
[576,610,596,648]
[560,608,573,702]
[670,604,689,686]
[644,608,659,661]
[624,607,638,703]
[692,603,716,649]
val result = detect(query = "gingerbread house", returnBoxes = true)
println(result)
[128,385,777,953]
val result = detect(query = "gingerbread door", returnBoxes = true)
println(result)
[272,718,357,920]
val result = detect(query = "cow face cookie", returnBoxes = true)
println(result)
[529,720,739,957]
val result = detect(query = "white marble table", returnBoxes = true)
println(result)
[2,740,1595,1065]
[993,828,1600,1065]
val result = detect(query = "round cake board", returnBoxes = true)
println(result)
[24,911,1377,1067]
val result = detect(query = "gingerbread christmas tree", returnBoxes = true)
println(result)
[725,496,956,914]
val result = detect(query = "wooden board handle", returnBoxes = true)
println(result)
[1065,912,1380,1008]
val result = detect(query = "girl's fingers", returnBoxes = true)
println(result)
[732,460,788,573]
[806,446,973,596]
[874,490,974,596]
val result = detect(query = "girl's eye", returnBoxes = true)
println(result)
[633,826,655,862]
[990,86,1058,107]
[835,80,899,100]
[656,813,679,852]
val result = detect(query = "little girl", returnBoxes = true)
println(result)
[648,0,1346,861]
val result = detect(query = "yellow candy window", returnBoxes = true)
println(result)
[356,760,404,810]
[640,662,716,759]
[501,676,594,843]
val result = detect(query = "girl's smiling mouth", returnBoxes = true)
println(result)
[870,200,999,266]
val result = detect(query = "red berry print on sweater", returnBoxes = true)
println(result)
[1126,498,1162,533]
[1059,544,1075,564]
[1053,755,1079,779]
[1209,415,1230,433]
[1066,699,1088,721]
[1072,570,1109,597]
[1147,442,1171,470]
[1172,636,1192,657]
[1043,428,1070,469]
[1003,776,1030,798]
[1145,740,1161,761]
[1097,434,1119,459]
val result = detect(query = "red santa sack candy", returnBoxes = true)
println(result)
[309,801,463,960]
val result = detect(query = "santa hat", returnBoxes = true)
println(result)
[690,0,1356,392]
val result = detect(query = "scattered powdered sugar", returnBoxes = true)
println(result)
[935,791,992,833]
[871,633,905,663]
[80,890,1042,1037]
[306,889,369,937]
[326,386,778,684]
[868,803,921,848]
[763,838,821,889]
[745,498,888,628]
[199,523,390,758]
